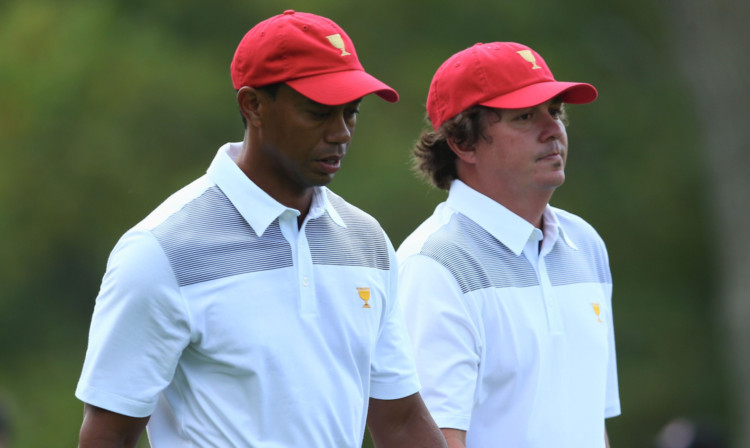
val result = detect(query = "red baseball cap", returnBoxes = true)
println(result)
[230,10,398,105]
[427,42,597,131]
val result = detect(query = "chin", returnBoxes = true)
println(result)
[308,176,335,188]
[541,172,565,187]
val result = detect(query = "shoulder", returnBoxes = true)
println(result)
[396,202,454,262]
[324,189,384,230]
[399,211,518,294]
[135,175,216,232]
[96,178,214,301]
[407,211,490,261]
[99,228,184,319]
[548,206,612,283]
[107,228,172,282]
[550,206,593,228]
[122,176,253,288]
[550,206,606,247]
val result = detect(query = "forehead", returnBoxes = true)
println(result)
[274,83,315,104]
[501,97,564,112]
[276,84,362,108]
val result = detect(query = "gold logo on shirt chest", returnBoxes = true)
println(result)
[591,302,603,323]
[357,287,371,308]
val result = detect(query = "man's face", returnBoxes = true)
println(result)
[253,84,361,194]
[471,98,568,198]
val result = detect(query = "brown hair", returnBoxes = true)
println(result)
[412,106,499,190]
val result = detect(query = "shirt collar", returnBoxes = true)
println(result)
[539,205,578,255]
[310,186,347,228]
[546,206,578,251]
[207,143,345,237]
[446,180,577,256]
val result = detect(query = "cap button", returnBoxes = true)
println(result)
[283,10,295,15]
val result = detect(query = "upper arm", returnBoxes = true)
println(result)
[441,428,467,448]
[398,255,480,430]
[367,393,446,448]
[367,393,422,432]
[368,245,421,401]
[79,404,149,447]
[75,230,191,417]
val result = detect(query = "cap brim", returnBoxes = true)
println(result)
[480,81,598,109]
[286,70,399,105]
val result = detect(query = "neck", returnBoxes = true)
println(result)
[236,138,314,226]
[505,197,549,229]
[461,179,553,228]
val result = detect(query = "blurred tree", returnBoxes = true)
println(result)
[667,1,750,446]
[0,0,733,446]
[0,1,239,445]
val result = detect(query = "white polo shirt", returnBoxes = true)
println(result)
[398,180,620,448]
[76,142,420,447]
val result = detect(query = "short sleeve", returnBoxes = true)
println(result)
[75,229,192,417]
[602,245,621,417]
[369,240,421,400]
[399,254,481,431]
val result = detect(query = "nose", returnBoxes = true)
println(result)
[539,111,565,142]
[325,113,353,145]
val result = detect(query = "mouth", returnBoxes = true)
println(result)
[316,155,343,174]
[536,149,563,162]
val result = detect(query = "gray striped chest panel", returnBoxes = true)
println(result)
[153,187,388,287]
[419,214,609,295]
[306,193,390,271]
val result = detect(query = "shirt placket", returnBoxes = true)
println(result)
[524,229,563,334]
[279,210,317,316]
[537,255,563,334]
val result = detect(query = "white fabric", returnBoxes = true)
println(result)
[77,142,420,447]
[398,180,620,448]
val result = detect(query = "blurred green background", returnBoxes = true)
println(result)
[1,0,747,447]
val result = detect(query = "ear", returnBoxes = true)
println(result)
[446,137,478,165]
[237,86,264,128]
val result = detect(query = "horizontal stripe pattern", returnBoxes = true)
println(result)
[153,186,292,287]
[306,192,390,270]
[421,214,538,294]
[546,236,611,286]
[420,213,611,294]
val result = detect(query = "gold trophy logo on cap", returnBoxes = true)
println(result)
[516,50,541,69]
[326,34,351,56]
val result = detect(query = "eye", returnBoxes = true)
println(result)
[309,109,331,119]
[344,108,360,121]
[514,112,533,121]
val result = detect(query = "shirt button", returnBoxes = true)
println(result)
[302,277,309,287]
